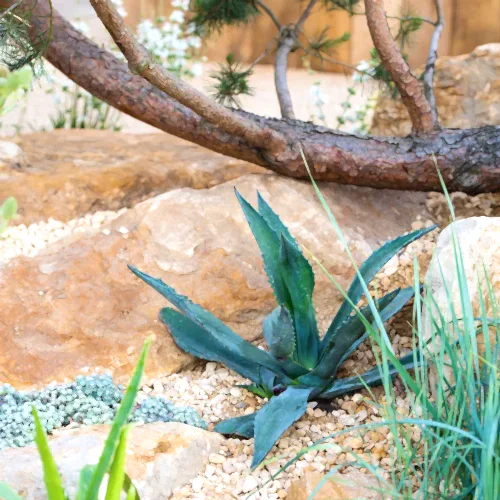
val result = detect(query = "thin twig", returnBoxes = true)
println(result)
[248,36,279,71]
[0,1,20,21]
[296,0,317,31]
[422,0,444,124]
[274,32,296,119]
[254,0,281,30]
[89,0,288,152]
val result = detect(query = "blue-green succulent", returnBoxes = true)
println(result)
[0,374,206,450]
[130,190,436,467]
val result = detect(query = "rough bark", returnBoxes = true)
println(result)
[364,0,437,134]
[6,0,500,194]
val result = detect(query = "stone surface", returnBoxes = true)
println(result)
[0,130,265,224]
[0,422,223,499]
[0,140,26,170]
[371,44,500,136]
[287,470,384,499]
[0,174,429,389]
[422,217,500,393]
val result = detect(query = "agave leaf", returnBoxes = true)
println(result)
[259,366,277,391]
[257,192,299,251]
[123,474,140,500]
[84,339,151,500]
[263,306,295,359]
[238,384,273,399]
[279,235,319,369]
[321,225,436,350]
[0,483,23,500]
[251,387,313,468]
[215,412,257,438]
[32,407,66,500]
[313,287,415,379]
[319,350,421,399]
[160,307,290,383]
[129,267,289,381]
[234,189,292,309]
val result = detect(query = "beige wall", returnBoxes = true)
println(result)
[124,0,500,71]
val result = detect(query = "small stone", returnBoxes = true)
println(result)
[242,475,258,493]
[209,453,226,464]
[345,437,364,449]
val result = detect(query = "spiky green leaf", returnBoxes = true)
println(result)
[234,190,292,310]
[32,407,66,500]
[215,412,257,439]
[321,225,436,350]
[105,425,133,500]
[263,306,295,359]
[319,350,421,398]
[313,287,415,379]
[279,235,319,368]
[252,387,313,468]
[129,267,289,382]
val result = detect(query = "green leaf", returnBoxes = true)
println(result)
[32,408,66,500]
[251,387,313,468]
[319,350,421,399]
[1,197,17,220]
[160,307,284,384]
[321,225,436,350]
[0,483,23,500]
[263,307,295,359]
[76,466,94,500]
[105,425,133,500]
[234,190,292,310]
[85,339,151,500]
[313,287,415,379]
[279,235,319,368]
[238,384,273,399]
[257,192,299,252]
[215,412,257,438]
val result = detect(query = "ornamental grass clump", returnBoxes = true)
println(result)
[129,190,436,467]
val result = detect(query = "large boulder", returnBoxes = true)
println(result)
[0,174,430,388]
[422,217,500,394]
[371,44,500,137]
[0,422,223,499]
[1,130,265,224]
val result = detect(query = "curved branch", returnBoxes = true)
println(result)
[364,0,436,135]
[88,0,288,153]
[5,0,500,194]
[423,0,444,123]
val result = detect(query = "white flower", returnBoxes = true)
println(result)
[169,9,185,24]
[172,0,189,10]
[71,19,90,36]
[111,0,127,17]
[191,62,203,77]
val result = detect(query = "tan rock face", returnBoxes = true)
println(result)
[422,217,500,394]
[0,174,429,388]
[0,141,26,171]
[287,470,384,499]
[0,422,223,499]
[0,130,265,224]
[371,44,500,137]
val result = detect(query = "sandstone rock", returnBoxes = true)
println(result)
[0,422,223,499]
[287,470,384,499]
[371,44,500,137]
[0,174,429,388]
[422,217,500,394]
[1,130,265,224]
[0,141,26,171]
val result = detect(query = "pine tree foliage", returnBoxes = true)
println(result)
[0,2,51,71]
[210,53,253,108]
[191,0,258,34]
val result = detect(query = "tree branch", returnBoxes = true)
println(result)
[364,0,437,135]
[422,0,444,124]
[274,31,296,119]
[296,0,317,30]
[254,0,281,30]
[88,0,288,153]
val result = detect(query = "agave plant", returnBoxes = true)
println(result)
[129,191,435,467]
